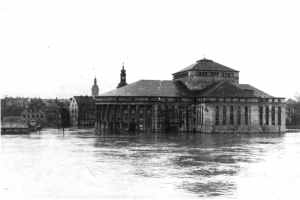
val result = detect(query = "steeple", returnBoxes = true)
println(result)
[117,63,127,88]
[92,77,99,97]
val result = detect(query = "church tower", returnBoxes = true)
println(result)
[117,64,127,88]
[91,77,99,97]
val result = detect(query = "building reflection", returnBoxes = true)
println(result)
[91,133,285,197]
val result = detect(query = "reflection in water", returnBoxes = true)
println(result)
[1,130,299,199]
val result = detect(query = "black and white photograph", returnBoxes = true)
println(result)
[1,0,300,199]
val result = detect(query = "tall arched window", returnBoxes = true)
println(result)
[271,106,275,125]
[237,106,241,125]
[230,106,234,125]
[215,106,219,125]
[265,106,269,125]
[278,107,282,125]
[223,106,227,125]
[245,106,249,125]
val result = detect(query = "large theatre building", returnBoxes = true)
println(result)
[95,59,286,134]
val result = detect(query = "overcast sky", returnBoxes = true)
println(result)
[1,0,299,99]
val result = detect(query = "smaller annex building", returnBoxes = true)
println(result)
[95,59,286,134]
[69,96,95,128]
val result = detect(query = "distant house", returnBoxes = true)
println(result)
[1,116,29,134]
[43,101,61,127]
[69,96,95,128]
[21,109,46,126]
[286,99,300,127]
[1,97,30,119]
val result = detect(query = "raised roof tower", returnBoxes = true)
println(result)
[173,58,239,90]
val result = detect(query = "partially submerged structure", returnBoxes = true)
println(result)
[69,96,95,128]
[95,59,286,134]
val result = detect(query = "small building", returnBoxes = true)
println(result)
[286,99,300,128]
[95,58,286,134]
[43,100,61,128]
[1,116,30,135]
[21,109,46,126]
[69,96,95,128]
[1,97,30,120]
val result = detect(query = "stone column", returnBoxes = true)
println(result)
[280,105,286,131]
[101,105,105,132]
[149,105,153,133]
[250,104,259,127]
[275,106,278,127]
[219,105,223,126]
[268,104,272,126]
[96,105,100,132]
[241,104,245,125]
[153,104,159,132]
[127,105,130,130]
[104,105,108,132]
[262,105,266,125]
[226,104,230,125]
[143,105,147,133]
[233,105,238,126]
[185,105,189,132]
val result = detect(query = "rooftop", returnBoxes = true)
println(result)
[173,58,239,75]
[73,96,95,106]
[99,80,273,98]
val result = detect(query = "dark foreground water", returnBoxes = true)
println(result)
[1,129,300,200]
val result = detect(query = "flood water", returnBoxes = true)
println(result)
[1,129,300,200]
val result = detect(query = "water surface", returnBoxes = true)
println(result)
[1,129,300,199]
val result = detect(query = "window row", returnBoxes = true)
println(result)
[23,114,44,119]
[215,105,282,126]
[259,106,282,126]
[215,105,249,125]
[193,71,235,78]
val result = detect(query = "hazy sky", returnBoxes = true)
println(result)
[1,0,299,99]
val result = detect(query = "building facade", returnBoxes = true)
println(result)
[69,96,95,128]
[286,99,300,128]
[21,109,46,126]
[95,59,286,134]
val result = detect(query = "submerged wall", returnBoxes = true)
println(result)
[95,97,286,134]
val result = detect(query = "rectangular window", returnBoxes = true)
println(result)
[230,106,234,125]
[271,106,275,125]
[265,106,269,125]
[278,107,282,125]
[237,106,241,125]
[201,106,204,125]
[215,106,219,125]
[223,106,227,125]
[259,106,263,125]
[245,106,248,125]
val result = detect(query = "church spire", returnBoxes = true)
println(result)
[92,77,99,97]
[117,63,127,88]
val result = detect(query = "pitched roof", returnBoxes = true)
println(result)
[73,96,95,106]
[100,79,273,98]
[173,58,238,75]
[100,80,182,97]
[238,84,273,98]
[201,81,273,98]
